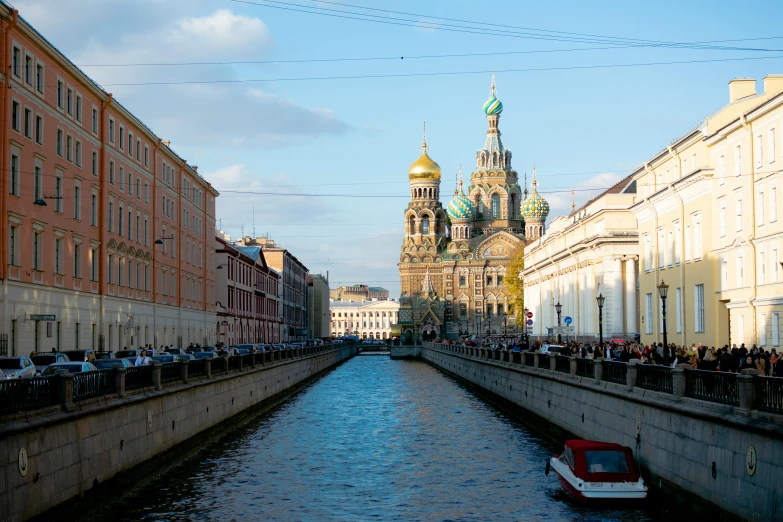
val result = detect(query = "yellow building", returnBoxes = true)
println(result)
[631,75,783,348]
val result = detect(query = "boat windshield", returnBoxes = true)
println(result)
[584,450,629,474]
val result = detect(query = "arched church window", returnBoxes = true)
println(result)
[492,194,500,218]
[421,216,430,235]
[510,194,517,219]
[409,216,415,235]
[493,152,498,166]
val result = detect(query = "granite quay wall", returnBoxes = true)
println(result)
[0,344,356,522]
[421,343,783,522]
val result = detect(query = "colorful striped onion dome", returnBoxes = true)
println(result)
[520,167,549,220]
[483,95,503,116]
[447,189,474,221]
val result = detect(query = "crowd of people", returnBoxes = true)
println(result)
[436,336,783,378]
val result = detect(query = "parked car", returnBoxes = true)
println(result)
[31,353,71,375]
[150,355,179,363]
[539,344,567,355]
[62,349,96,362]
[115,350,140,360]
[0,356,37,379]
[233,344,259,355]
[192,351,218,360]
[93,351,117,360]
[41,362,98,375]
[93,358,133,370]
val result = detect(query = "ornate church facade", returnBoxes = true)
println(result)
[395,76,551,342]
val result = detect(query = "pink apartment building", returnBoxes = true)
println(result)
[0,6,218,355]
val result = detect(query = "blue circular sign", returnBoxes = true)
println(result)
[564,316,573,325]
[526,319,533,325]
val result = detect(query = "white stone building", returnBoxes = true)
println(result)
[330,299,400,340]
[522,177,639,341]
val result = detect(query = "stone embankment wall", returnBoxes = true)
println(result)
[421,343,783,522]
[0,345,355,522]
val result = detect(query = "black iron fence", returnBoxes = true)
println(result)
[637,364,673,393]
[0,376,58,415]
[125,365,154,391]
[576,358,594,378]
[538,353,552,369]
[160,362,182,384]
[555,356,571,374]
[188,359,206,378]
[229,355,242,371]
[602,360,627,385]
[685,370,739,406]
[524,352,535,367]
[754,376,783,414]
[73,369,116,401]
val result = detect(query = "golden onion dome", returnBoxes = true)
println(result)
[408,149,442,181]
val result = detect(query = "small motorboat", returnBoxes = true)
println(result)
[546,440,647,501]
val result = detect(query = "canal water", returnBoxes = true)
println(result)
[87,357,668,521]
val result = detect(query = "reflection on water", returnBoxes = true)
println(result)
[85,357,668,521]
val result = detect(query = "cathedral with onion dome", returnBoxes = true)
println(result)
[395,75,550,342]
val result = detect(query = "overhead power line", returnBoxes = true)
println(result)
[231,0,782,52]
[93,54,783,87]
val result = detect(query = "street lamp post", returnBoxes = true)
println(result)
[555,301,563,344]
[658,280,669,352]
[523,307,530,350]
[503,312,508,337]
[596,294,605,349]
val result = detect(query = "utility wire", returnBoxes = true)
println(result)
[231,0,781,52]
[92,54,783,87]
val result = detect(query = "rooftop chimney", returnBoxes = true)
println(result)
[163,140,171,147]
[763,74,783,96]
[729,78,756,103]
[191,165,198,172]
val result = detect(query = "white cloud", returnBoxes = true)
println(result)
[170,10,271,52]
[543,172,626,221]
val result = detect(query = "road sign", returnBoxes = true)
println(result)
[526,319,533,325]
[553,326,575,335]
[564,316,572,326]
[526,311,533,318]
[30,314,55,321]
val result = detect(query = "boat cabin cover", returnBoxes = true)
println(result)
[562,440,640,482]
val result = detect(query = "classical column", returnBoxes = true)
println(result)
[584,267,594,338]
[624,258,638,336]
[611,257,624,337]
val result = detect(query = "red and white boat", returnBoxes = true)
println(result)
[546,440,647,501]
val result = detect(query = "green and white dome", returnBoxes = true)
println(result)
[447,189,474,221]
[520,166,549,220]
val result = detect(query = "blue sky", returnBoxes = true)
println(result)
[14,0,783,297]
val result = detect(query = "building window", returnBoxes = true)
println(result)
[128,133,132,155]
[92,108,98,134]
[11,101,19,131]
[118,259,123,286]
[55,175,62,213]
[721,255,728,290]
[92,151,98,176]
[491,194,500,218]
[34,166,42,201]
[33,231,42,271]
[74,244,81,278]
[692,217,702,260]
[136,139,140,161]
[773,249,779,283]
[737,254,744,287]
[23,108,31,139]
[421,216,430,235]
[658,229,665,268]
[108,255,114,284]
[55,237,62,274]
[109,119,115,143]
[774,313,780,346]
[12,46,20,76]
[36,63,44,93]
[110,161,115,185]
[35,115,43,144]
[9,225,18,266]
[144,218,148,246]
[91,194,97,227]
[128,210,132,240]
[694,284,705,333]
[75,94,82,122]
[119,126,124,150]
[10,154,19,196]
[66,135,72,162]
[136,178,140,199]
[645,293,652,334]
[57,80,63,108]
[128,173,133,196]
[25,55,33,84]
[144,146,149,167]
[144,183,149,203]
[771,188,777,223]
[75,141,81,167]
[736,194,743,231]
[675,287,682,333]
[108,201,114,232]
[74,185,81,220]
[91,249,98,281]
[719,201,726,237]
[734,145,742,177]
[758,192,765,226]
[56,129,63,156]
[67,88,73,115]
[760,250,767,285]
